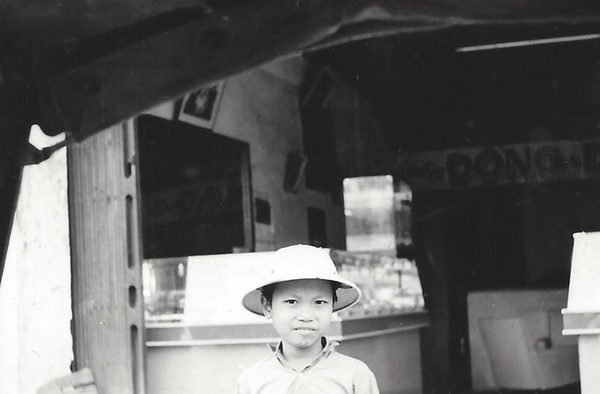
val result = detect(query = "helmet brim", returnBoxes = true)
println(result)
[242,276,361,315]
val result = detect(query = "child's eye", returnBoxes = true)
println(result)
[284,299,298,305]
[315,300,328,305]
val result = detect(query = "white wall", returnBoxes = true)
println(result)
[146,56,349,251]
[0,127,72,394]
[0,237,18,392]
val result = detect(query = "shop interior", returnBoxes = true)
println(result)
[134,34,600,394]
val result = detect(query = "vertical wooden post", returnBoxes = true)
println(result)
[68,120,146,394]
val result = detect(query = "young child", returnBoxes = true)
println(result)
[238,244,380,394]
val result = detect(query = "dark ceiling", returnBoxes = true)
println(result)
[309,22,600,155]
[2,0,600,141]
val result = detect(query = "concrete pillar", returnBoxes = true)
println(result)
[562,232,600,393]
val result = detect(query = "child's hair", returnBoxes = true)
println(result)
[261,280,339,306]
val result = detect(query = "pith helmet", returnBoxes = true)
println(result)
[242,244,361,315]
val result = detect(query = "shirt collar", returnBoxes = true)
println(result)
[268,337,339,372]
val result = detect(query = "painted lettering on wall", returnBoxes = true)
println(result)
[397,140,600,190]
[143,179,242,224]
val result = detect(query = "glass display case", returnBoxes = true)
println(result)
[143,249,425,324]
[330,250,425,319]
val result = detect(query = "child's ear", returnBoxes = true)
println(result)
[260,295,272,319]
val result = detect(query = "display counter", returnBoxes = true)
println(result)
[468,289,579,391]
[147,311,429,347]
[143,251,428,394]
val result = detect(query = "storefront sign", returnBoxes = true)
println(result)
[397,139,600,190]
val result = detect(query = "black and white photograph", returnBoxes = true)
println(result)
[1,2,600,394]
[178,82,225,129]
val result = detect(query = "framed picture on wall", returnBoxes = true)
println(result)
[178,81,226,129]
[138,115,255,258]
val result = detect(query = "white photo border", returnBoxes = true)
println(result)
[178,81,226,129]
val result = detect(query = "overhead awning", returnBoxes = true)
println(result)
[0,0,599,141]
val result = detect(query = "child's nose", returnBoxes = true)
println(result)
[296,304,315,321]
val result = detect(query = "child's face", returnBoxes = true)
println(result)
[262,279,334,357]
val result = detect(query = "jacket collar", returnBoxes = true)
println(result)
[269,337,339,372]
